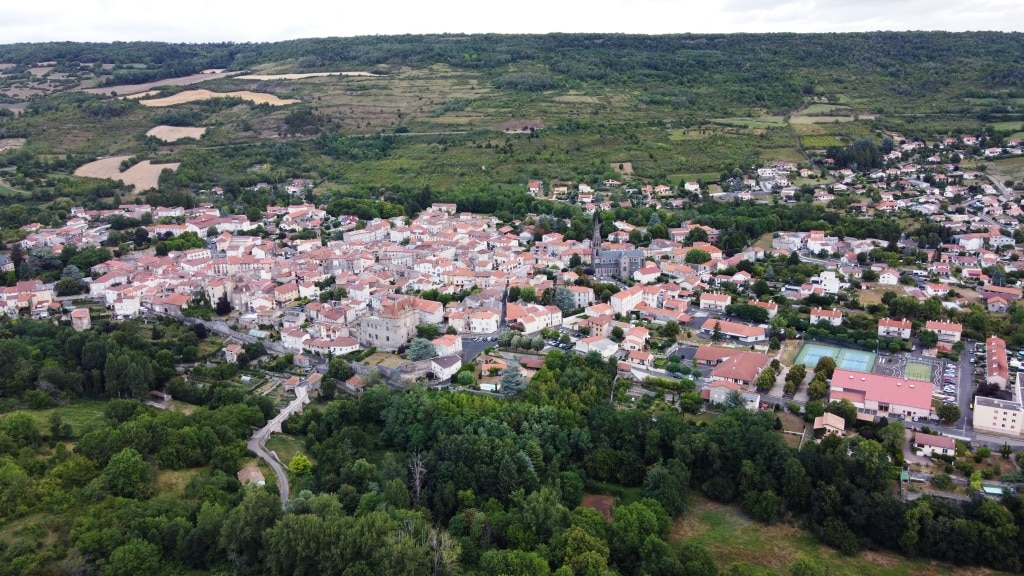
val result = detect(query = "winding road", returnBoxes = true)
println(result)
[247,385,309,505]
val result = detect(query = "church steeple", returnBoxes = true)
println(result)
[591,209,601,267]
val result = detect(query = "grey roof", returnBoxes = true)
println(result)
[975,396,1022,411]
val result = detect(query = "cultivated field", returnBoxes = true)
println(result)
[81,71,241,96]
[0,138,26,152]
[791,114,878,124]
[146,125,207,142]
[74,156,180,191]
[138,89,299,107]
[235,71,379,80]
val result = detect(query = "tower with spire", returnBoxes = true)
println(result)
[591,209,601,268]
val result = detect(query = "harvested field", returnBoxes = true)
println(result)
[146,125,207,142]
[0,138,26,152]
[74,156,180,191]
[139,89,299,107]
[236,71,379,80]
[28,67,53,76]
[81,70,241,96]
[124,90,160,100]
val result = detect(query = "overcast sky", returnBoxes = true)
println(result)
[2,0,1023,44]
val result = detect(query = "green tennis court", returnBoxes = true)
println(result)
[904,362,933,382]
[794,343,877,372]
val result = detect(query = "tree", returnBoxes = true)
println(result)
[289,453,312,476]
[554,287,577,313]
[937,403,961,424]
[215,294,233,315]
[807,377,828,401]
[55,277,81,296]
[220,485,282,574]
[685,249,711,264]
[501,366,526,395]
[814,356,836,379]
[104,350,155,398]
[102,447,153,499]
[919,329,938,349]
[755,367,776,392]
[327,358,355,382]
[416,323,441,340]
[659,320,680,339]
[408,338,437,361]
[685,227,709,245]
[826,399,857,426]
[769,336,780,351]
[723,389,746,410]
[643,459,690,516]
[61,264,83,280]
[105,539,161,576]
[711,321,723,343]
[610,326,624,342]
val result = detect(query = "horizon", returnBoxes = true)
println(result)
[2,0,1023,45]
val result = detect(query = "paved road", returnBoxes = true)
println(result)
[247,385,309,505]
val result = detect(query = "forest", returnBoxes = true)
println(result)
[3,330,1024,575]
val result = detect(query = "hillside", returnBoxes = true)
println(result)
[0,33,1023,226]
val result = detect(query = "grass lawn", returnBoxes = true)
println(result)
[778,340,802,367]
[265,433,311,466]
[671,496,1008,575]
[904,362,933,382]
[988,156,1024,180]
[156,468,203,496]
[5,400,109,439]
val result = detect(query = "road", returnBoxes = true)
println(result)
[247,385,309,505]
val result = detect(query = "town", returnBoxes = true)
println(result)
[4,131,1024,461]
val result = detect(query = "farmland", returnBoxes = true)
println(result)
[145,125,207,142]
[74,155,180,191]
[138,89,300,107]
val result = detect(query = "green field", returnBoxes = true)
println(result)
[801,135,844,148]
[905,362,933,382]
[796,103,852,115]
[265,433,312,465]
[2,400,109,439]
[671,497,1005,576]
[988,156,1024,179]
[712,117,787,128]
[992,121,1024,132]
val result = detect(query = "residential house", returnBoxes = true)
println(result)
[810,308,843,327]
[987,335,1009,387]
[924,320,963,344]
[70,308,91,331]
[813,413,845,437]
[710,351,770,386]
[699,292,731,312]
[914,432,955,457]
[700,319,767,343]
[430,355,463,381]
[877,318,912,340]
[223,344,243,363]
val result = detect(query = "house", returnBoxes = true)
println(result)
[574,335,618,359]
[223,344,243,363]
[633,265,662,284]
[700,319,767,343]
[877,318,912,340]
[828,369,932,421]
[610,285,644,315]
[988,296,1009,313]
[432,334,463,357]
[709,351,770,386]
[468,308,501,334]
[914,432,955,457]
[813,412,846,438]
[700,380,760,410]
[810,308,843,327]
[924,320,963,344]
[565,285,595,308]
[878,269,900,286]
[699,292,731,312]
[987,335,1008,387]
[430,355,463,381]
[70,308,91,331]
[237,466,266,486]
[694,345,738,366]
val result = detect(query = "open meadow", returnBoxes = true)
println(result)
[74,156,180,190]
[139,89,300,107]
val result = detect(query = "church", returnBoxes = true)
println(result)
[590,210,644,279]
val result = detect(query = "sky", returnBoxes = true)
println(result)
[2,0,1023,44]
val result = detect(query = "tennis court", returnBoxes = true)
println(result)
[904,362,933,382]
[794,343,877,372]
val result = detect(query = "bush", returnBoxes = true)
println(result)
[930,473,954,490]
